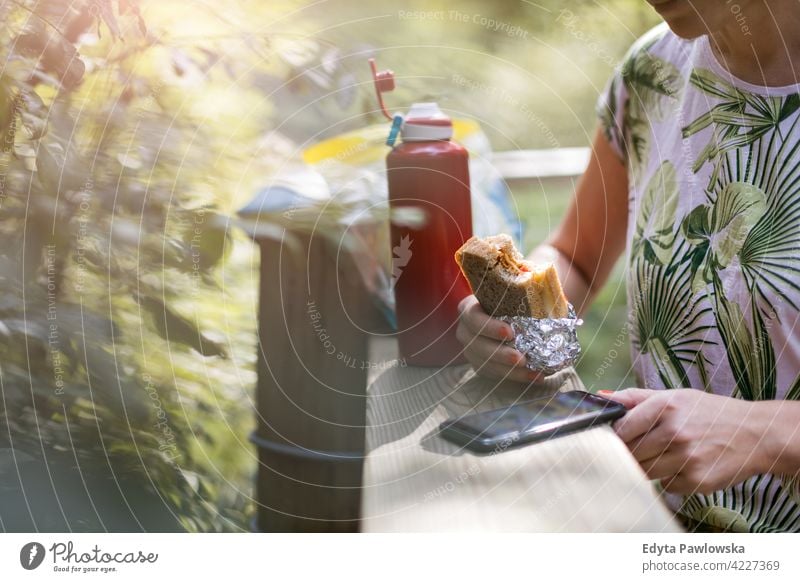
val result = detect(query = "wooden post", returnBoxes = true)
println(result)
[250,230,371,532]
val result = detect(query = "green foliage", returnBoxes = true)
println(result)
[0,0,272,532]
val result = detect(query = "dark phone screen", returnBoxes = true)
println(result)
[453,391,621,441]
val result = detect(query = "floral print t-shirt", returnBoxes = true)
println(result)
[597,23,800,532]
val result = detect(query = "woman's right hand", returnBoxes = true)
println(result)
[456,295,542,383]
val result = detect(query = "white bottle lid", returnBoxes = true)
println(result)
[400,102,453,142]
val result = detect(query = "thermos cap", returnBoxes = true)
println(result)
[401,102,453,142]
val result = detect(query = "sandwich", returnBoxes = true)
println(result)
[454,234,569,318]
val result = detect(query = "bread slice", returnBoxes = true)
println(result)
[454,234,569,318]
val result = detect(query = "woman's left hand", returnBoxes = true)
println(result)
[600,388,767,495]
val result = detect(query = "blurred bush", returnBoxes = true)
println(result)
[0,0,278,532]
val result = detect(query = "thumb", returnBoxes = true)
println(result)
[597,388,656,410]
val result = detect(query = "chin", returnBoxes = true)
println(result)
[662,15,709,39]
[648,0,711,39]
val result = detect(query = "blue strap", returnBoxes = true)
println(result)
[385,114,404,147]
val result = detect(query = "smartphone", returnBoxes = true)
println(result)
[439,390,626,453]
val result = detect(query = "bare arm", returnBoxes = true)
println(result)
[527,126,629,315]
[457,126,629,381]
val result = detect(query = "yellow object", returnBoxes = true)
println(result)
[302,118,483,166]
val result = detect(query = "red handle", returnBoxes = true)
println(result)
[369,58,394,121]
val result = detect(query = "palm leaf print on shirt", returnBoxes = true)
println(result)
[683,68,800,188]
[678,68,800,400]
[680,174,776,400]
[619,34,682,168]
[680,182,767,294]
[630,243,716,389]
[735,116,800,316]
[631,160,679,266]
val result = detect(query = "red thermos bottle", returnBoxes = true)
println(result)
[370,59,473,366]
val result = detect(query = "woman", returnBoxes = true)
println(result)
[456,0,800,532]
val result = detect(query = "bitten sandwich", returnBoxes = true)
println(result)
[454,234,569,318]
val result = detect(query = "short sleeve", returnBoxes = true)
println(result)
[596,69,629,163]
[595,23,673,165]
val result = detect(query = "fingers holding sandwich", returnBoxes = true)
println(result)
[454,234,572,383]
[457,294,514,341]
[456,295,539,383]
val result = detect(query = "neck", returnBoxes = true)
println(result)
[708,1,800,86]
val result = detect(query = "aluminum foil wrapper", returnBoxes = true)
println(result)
[499,305,582,375]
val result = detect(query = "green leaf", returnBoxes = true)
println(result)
[785,372,800,401]
[0,76,16,150]
[779,93,800,121]
[691,125,772,174]
[183,208,232,272]
[709,182,767,268]
[622,50,681,116]
[647,336,689,389]
[682,101,744,139]
[83,343,150,422]
[682,69,797,178]
[680,182,767,293]
[633,161,678,265]
[631,249,715,387]
[682,204,712,244]
[139,295,228,358]
[689,68,744,102]
[750,298,776,400]
[36,139,85,195]
[18,89,48,140]
[681,208,713,292]
[712,287,755,399]
[709,272,777,401]
[597,75,620,147]
[694,352,713,393]
[619,45,682,167]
